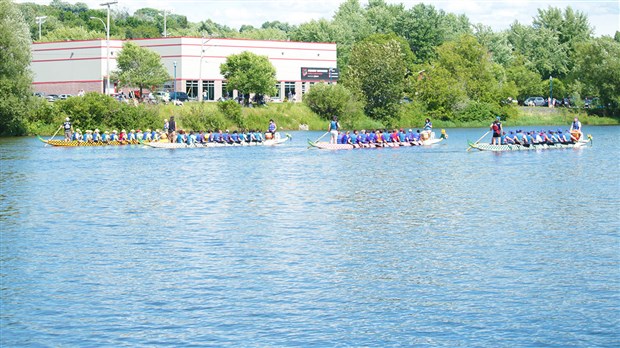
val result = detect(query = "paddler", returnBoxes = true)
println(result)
[93,129,101,142]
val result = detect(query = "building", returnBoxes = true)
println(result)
[31,37,338,101]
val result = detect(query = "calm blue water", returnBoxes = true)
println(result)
[1,127,619,347]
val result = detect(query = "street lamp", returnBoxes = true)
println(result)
[35,16,47,41]
[98,1,117,95]
[198,34,213,101]
[173,61,177,101]
[550,76,553,108]
[90,16,110,95]
[159,10,170,37]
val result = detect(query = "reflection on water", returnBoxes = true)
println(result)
[1,128,619,346]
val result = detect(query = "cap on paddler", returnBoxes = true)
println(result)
[496,116,501,120]
[65,117,70,121]
[104,131,109,134]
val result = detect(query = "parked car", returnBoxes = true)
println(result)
[584,97,600,109]
[57,94,72,100]
[46,94,59,102]
[33,92,45,98]
[168,91,189,102]
[154,91,170,102]
[524,96,546,106]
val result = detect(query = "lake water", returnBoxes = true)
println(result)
[1,126,619,347]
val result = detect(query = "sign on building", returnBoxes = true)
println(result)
[301,67,339,81]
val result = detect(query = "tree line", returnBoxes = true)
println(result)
[1,0,619,135]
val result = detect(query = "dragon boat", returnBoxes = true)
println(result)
[38,136,144,147]
[308,131,445,150]
[143,133,291,149]
[468,135,592,152]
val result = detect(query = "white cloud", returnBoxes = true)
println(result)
[16,0,620,35]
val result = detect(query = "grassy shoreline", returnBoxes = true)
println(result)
[30,102,618,136]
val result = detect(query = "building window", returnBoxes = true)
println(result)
[284,82,295,101]
[273,82,281,98]
[202,80,214,101]
[222,82,233,99]
[186,80,199,98]
[163,81,174,91]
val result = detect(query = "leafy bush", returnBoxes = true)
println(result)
[218,99,245,128]
[303,83,360,121]
[455,101,517,123]
[51,93,160,131]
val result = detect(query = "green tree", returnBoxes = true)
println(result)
[473,24,513,67]
[0,0,34,135]
[506,55,543,100]
[220,51,277,100]
[41,25,103,41]
[572,37,620,109]
[290,19,340,43]
[344,33,413,122]
[414,35,504,120]
[112,42,170,97]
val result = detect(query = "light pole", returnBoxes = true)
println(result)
[549,76,553,108]
[90,16,110,94]
[35,16,47,41]
[99,1,117,95]
[173,61,177,101]
[160,10,170,37]
[198,34,213,101]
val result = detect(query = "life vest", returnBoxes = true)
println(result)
[63,121,71,130]
[572,121,581,131]
[330,120,338,131]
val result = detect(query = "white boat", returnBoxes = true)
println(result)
[308,131,445,150]
[143,132,291,149]
[468,136,592,152]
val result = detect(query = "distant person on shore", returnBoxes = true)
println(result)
[490,116,502,145]
[329,116,340,144]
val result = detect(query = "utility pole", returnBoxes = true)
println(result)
[99,1,117,95]
[35,16,47,41]
[160,10,170,37]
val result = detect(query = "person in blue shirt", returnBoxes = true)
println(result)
[251,130,262,142]
[222,130,230,143]
[268,119,277,134]
[328,116,340,144]
[101,131,109,142]
[350,130,358,145]
[109,130,117,141]
[230,131,238,143]
[213,130,222,143]
[411,130,421,145]
[500,131,507,145]
[399,129,407,143]
[358,130,367,145]
[176,131,184,143]
[186,131,196,145]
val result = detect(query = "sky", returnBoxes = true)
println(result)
[16,0,620,37]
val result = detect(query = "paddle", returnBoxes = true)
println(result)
[314,131,329,143]
[467,131,490,151]
[45,125,63,147]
